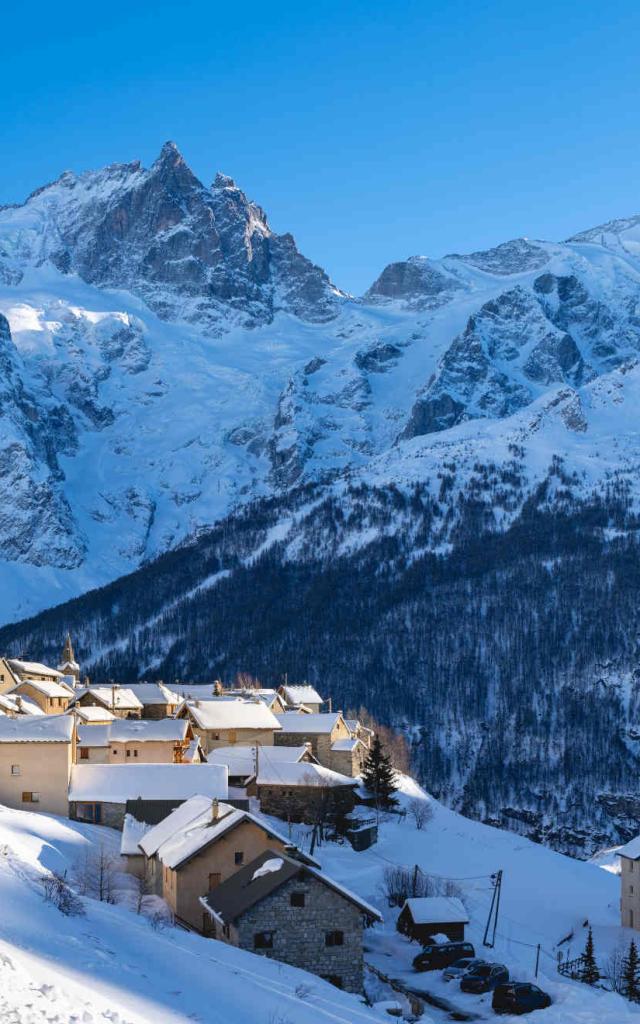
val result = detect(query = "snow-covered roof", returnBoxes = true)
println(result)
[8,659,63,678]
[12,678,73,699]
[0,714,74,743]
[180,698,281,731]
[139,794,229,856]
[402,896,469,925]
[280,684,323,706]
[70,705,116,722]
[331,737,362,752]
[120,813,150,856]
[69,764,228,803]
[210,743,312,777]
[0,693,45,717]
[125,683,182,706]
[75,686,144,710]
[275,712,342,734]
[257,761,355,788]
[618,836,640,860]
[77,719,189,747]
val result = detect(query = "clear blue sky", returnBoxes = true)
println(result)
[2,1,639,294]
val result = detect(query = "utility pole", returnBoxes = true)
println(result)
[535,943,540,977]
[483,870,503,948]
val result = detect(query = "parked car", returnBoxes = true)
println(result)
[492,982,552,1014]
[443,957,490,981]
[460,963,509,993]
[413,941,476,972]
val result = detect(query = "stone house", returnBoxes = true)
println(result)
[278,684,325,713]
[201,848,382,992]
[618,835,640,929]
[274,712,360,775]
[175,698,281,753]
[8,678,74,716]
[72,686,143,719]
[124,683,182,719]
[75,718,196,765]
[0,657,19,694]
[0,715,75,817]
[248,761,357,822]
[136,795,317,931]
[7,659,64,684]
[397,897,469,944]
[68,762,228,828]
[329,737,368,777]
[225,688,288,715]
[0,692,44,717]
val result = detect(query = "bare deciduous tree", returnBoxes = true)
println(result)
[408,798,433,830]
[42,871,85,916]
[346,705,411,774]
[75,845,117,903]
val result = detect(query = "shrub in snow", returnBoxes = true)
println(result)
[41,872,85,917]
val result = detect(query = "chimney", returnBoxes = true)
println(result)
[211,798,219,822]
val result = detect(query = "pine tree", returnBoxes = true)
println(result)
[581,927,600,985]
[622,939,640,1001]
[361,736,398,809]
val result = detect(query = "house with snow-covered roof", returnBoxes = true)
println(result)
[72,685,143,719]
[68,704,116,725]
[7,658,64,684]
[248,760,357,822]
[224,688,287,714]
[130,794,317,931]
[68,762,228,828]
[8,677,74,716]
[209,742,317,786]
[76,717,199,765]
[124,682,182,719]
[175,698,282,753]
[0,691,45,718]
[200,848,382,992]
[278,683,325,713]
[0,714,75,817]
[274,712,364,776]
[397,896,469,944]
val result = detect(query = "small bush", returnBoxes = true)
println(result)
[42,871,85,917]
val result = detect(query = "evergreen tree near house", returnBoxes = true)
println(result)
[622,939,640,1001]
[362,736,398,809]
[580,927,600,985]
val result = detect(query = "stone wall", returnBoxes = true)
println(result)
[257,783,355,823]
[235,872,365,992]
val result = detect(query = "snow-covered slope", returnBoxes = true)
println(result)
[0,782,637,1023]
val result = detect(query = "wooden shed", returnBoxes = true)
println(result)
[397,896,469,943]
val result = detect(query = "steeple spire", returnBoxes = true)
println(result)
[59,632,80,683]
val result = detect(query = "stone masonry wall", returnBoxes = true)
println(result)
[235,872,365,992]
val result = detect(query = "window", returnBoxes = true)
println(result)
[325,930,344,947]
[134,749,138,757]
[631,909,635,928]
[22,792,40,803]
[76,802,101,823]
[234,851,244,866]
[80,748,89,760]
[321,975,343,989]
[632,861,635,873]
[631,885,635,895]
[290,892,305,907]
[126,749,131,757]
[228,730,237,744]
[254,931,274,949]
[10,765,20,776]
[208,872,221,889]
[112,748,118,755]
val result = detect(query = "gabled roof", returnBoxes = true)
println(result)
[331,737,363,752]
[125,683,182,706]
[139,794,229,856]
[0,693,45,717]
[0,714,74,743]
[256,761,355,788]
[11,678,73,699]
[275,712,343,735]
[8,659,63,678]
[201,848,382,924]
[120,813,150,856]
[151,796,319,871]
[280,684,324,706]
[69,763,228,803]
[75,686,144,710]
[178,698,281,731]
[402,896,469,925]
[77,719,189,747]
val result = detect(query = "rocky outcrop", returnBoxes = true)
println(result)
[363,256,464,308]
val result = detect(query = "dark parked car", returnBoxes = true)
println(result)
[442,957,490,981]
[460,963,509,993]
[413,941,476,972]
[492,982,552,1014]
